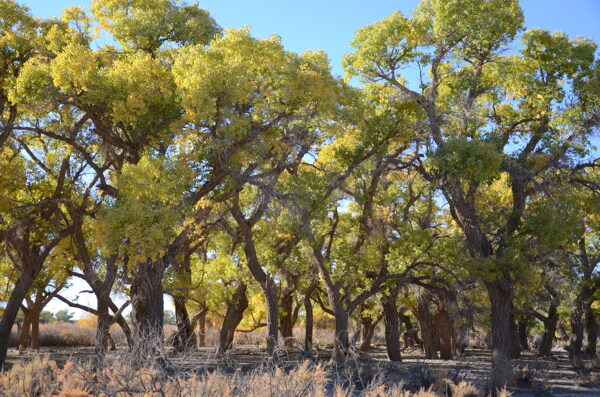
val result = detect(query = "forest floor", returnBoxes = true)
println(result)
[5,345,600,396]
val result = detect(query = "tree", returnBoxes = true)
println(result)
[344,0,599,384]
[54,309,74,323]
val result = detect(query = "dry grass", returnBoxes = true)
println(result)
[0,354,508,397]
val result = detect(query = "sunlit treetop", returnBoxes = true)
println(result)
[91,0,220,52]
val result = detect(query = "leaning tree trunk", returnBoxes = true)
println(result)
[218,282,248,354]
[0,276,35,368]
[381,289,402,362]
[130,259,167,366]
[416,290,438,359]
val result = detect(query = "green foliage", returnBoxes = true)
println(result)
[431,137,503,183]
[54,309,75,323]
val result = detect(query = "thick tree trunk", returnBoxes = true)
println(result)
[263,278,279,355]
[486,278,515,385]
[218,282,248,353]
[569,291,589,360]
[381,291,402,362]
[416,291,438,359]
[435,306,453,360]
[130,259,166,366]
[171,295,197,352]
[517,318,529,351]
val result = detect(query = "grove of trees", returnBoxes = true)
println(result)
[0,0,598,388]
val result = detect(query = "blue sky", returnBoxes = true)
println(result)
[20,0,600,78]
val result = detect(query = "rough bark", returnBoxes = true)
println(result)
[486,278,515,381]
[381,288,402,362]
[280,286,299,349]
[218,282,248,353]
[435,306,453,360]
[197,307,208,348]
[95,295,112,365]
[416,290,438,359]
[130,258,167,366]
[18,308,33,353]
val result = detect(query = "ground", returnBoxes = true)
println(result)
[5,345,600,396]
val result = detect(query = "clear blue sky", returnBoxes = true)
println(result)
[19,0,600,78]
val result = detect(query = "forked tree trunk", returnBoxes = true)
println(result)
[381,289,402,362]
[358,315,378,352]
[218,282,248,353]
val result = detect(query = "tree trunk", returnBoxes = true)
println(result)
[95,295,112,365]
[280,289,296,348]
[509,308,521,358]
[399,309,420,347]
[18,310,33,353]
[30,310,40,350]
[218,282,248,354]
[304,290,314,352]
[197,309,207,348]
[0,276,34,368]
[130,259,166,366]
[332,310,350,364]
[517,318,529,351]
[585,303,597,358]
[171,295,197,352]
[263,277,279,355]
[435,306,453,360]
[538,302,558,357]
[486,278,515,385]
[381,291,402,362]
[358,316,377,352]
[416,291,438,359]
